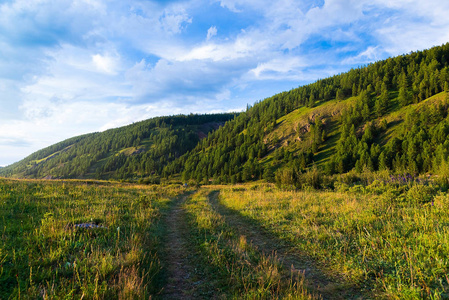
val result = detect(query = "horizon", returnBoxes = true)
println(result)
[1,0,449,166]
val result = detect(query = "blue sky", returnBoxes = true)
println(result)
[1,0,449,166]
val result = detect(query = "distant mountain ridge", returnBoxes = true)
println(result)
[0,114,236,180]
[3,43,449,185]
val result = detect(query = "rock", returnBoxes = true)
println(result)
[73,222,107,229]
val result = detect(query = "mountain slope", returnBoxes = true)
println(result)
[165,43,449,185]
[0,114,236,180]
[3,43,449,184]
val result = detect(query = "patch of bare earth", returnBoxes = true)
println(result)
[207,190,371,300]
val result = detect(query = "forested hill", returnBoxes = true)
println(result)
[164,43,449,186]
[3,43,449,185]
[0,114,236,180]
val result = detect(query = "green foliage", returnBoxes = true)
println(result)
[0,178,185,299]
[300,165,323,189]
[1,114,235,180]
[4,44,449,184]
[405,184,436,204]
[262,165,275,182]
[221,183,449,298]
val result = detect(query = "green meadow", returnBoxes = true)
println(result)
[1,177,449,299]
[0,179,185,299]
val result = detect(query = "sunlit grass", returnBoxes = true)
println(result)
[3,177,448,299]
[0,178,184,299]
[219,184,449,298]
[184,189,314,299]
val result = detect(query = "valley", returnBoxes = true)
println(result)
[3,2,449,299]
[2,42,449,300]
[1,178,447,299]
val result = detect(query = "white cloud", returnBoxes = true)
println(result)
[217,0,242,13]
[159,6,192,34]
[179,34,267,62]
[342,46,383,65]
[92,53,120,75]
[250,57,307,80]
[2,0,449,166]
[125,55,248,104]
[207,26,217,40]
[364,0,449,55]
[21,44,131,103]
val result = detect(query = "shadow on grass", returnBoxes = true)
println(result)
[207,190,371,300]
[156,190,224,300]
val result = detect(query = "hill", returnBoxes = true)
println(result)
[164,43,449,186]
[3,43,449,184]
[0,114,236,180]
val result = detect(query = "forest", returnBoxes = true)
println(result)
[0,114,236,181]
[164,43,449,187]
[2,43,449,187]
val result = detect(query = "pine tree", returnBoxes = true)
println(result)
[398,86,409,107]
[336,89,344,100]
[263,165,275,182]
[378,151,389,170]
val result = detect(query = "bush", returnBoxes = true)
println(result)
[365,180,387,195]
[142,176,161,184]
[334,181,349,193]
[338,170,361,185]
[436,160,449,190]
[348,184,365,194]
[406,184,436,205]
[301,167,322,189]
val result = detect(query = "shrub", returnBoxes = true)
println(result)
[406,184,436,205]
[301,166,322,189]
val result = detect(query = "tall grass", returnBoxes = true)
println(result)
[219,183,449,299]
[0,178,183,299]
[184,189,313,299]
[4,177,447,298]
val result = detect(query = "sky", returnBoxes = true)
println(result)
[1,0,449,166]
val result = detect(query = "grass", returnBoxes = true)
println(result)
[0,178,184,299]
[2,177,449,299]
[267,96,358,150]
[183,189,313,299]
[218,182,449,299]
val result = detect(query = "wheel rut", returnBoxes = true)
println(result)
[160,193,198,300]
[207,190,370,300]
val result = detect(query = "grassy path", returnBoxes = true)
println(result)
[159,193,199,299]
[207,190,368,300]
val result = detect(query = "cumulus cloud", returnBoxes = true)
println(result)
[2,0,449,165]
[217,0,243,13]
[125,56,247,103]
[21,44,131,104]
